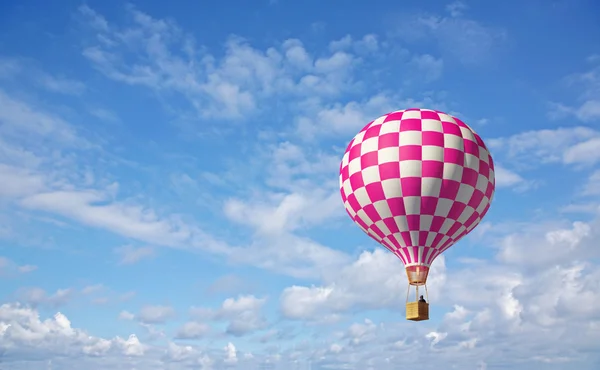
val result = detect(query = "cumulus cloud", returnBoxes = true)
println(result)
[550,57,600,122]
[190,295,268,336]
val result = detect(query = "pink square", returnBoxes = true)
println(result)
[381,239,394,252]
[485,183,494,198]
[442,121,462,136]
[379,162,400,180]
[370,224,385,239]
[349,144,362,161]
[340,165,349,181]
[432,233,445,248]
[383,217,400,233]
[364,124,382,140]
[349,172,365,189]
[421,110,440,120]
[401,177,421,197]
[420,196,439,215]
[444,148,464,166]
[488,155,495,171]
[454,118,468,128]
[364,204,382,222]
[361,151,379,168]
[448,202,466,220]
[400,145,422,160]
[378,132,399,149]
[384,111,404,122]
[365,182,386,202]
[347,193,361,213]
[480,203,491,218]
[431,216,445,233]
[422,131,444,146]
[473,133,486,149]
[400,232,413,247]
[387,197,406,216]
[355,216,369,230]
[461,168,478,187]
[389,236,403,249]
[478,160,490,178]
[418,231,429,245]
[467,190,484,209]
[422,160,444,178]
[440,179,460,199]
[464,212,479,229]
[400,119,422,131]
[447,222,462,236]
[407,214,420,230]
[464,140,480,157]
[411,246,419,261]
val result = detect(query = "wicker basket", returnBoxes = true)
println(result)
[406,301,429,321]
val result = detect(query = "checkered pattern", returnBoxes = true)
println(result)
[339,108,495,267]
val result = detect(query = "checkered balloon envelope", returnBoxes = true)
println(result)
[339,108,495,286]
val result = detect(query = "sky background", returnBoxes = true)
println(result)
[0,0,599,369]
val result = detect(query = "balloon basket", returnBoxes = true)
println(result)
[406,301,429,321]
[405,280,430,321]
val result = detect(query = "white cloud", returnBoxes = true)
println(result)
[550,58,600,122]
[493,165,525,187]
[394,11,507,66]
[175,321,210,339]
[0,303,146,361]
[410,54,444,82]
[15,287,74,307]
[279,249,447,320]
[446,1,468,17]
[496,219,597,267]
[582,169,600,195]
[77,6,362,121]
[115,245,156,265]
[136,305,175,324]
[191,295,268,336]
[489,126,600,167]
[0,257,37,276]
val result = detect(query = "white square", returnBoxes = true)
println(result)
[438,113,456,124]
[434,198,453,217]
[353,186,371,208]
[400,160,422,177]
[422,177,442,197]
[378,147,400,164]
[348,157,362,176]
[403,196,421,215]
[374,200,393,220]
[399,131,422,146]
[464,153,480,171]
[422,146,444,161]
[422,119,443,132]
[456,183,475,204]
[362,165,381,185]
[460,127,475,141]
[444,134,464,150]
[381,178,402,198]
[360,136,380,155]
[352,131,366,145]
[379,120,400,135]
[401,110,421,119]
[443,163,463,182]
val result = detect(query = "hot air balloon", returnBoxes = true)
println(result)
[339,108,495,321]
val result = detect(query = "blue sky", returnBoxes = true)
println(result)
[0,0,599,368]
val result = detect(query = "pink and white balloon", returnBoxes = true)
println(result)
[339,108,495,284]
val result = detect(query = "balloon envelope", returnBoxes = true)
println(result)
[339,108,495,276]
